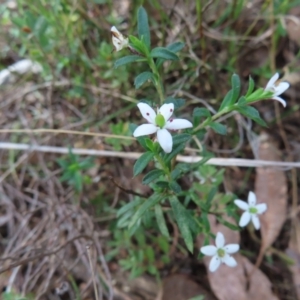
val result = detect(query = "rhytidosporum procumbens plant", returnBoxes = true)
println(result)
[111,7,290,271]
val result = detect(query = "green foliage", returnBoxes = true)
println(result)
[133,151,155,176]
[105,122,133,151]
[137,6,151,49]
[150,47,179,60]
[114,55,143,68]
[134,71,154,89]
[57,148,94,193]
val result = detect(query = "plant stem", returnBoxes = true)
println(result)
[149,58,165,104]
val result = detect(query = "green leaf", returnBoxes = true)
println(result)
[236,105,267,126]
[172,133,191,146]
[117,197,143,217]
[216,216,240,231]
[156,42,185,67]
[150,47,179,61]
[193,107,211,127]
[246,76,255,97]
[164,143,186,164]
[142,169,165,184]
[209,122,227,135]
[155,181,169,189]
[133,152,154,176]
[169,181,182,194]
[231,73,241,103]
[246,87,265,102]
[237,96,247,105]
[134,71,154,89]
[114,55,142,68]
[170,196,194,253]
[129,194,162,229]
[129,35,149,55]
[137,6,151,49]
[218,89,233,112]
[155,204,170,238]
[164,97,186,108]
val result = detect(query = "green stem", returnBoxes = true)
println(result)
[149,58,164,104]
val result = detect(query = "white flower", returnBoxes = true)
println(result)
[200,232,239,272]
[133,103,193,153]
[111,26,129,52]
[234,191,267,230]
[265,73,290,107]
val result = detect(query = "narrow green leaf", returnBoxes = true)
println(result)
[218,89,233,112]
[151,47,179,60]
[237,105,267,126]
[164,97,186,108]
[142,169,165,184]
[133,151,154,176]
[170,196,194,253]
[129,35,149,55]
[209,122,227,135]
[134,71,154,89]
[155,181,169,189]
[129,194,162,229]
[156,42,185,67]
[231,73,241,103]
[237,96,247,105]
[164,143,186,163]
[169,181,182,194]
[246,76,255,97]
[172,133,191,146]
[117,197,143,217]
[114,55,142,68]
[137,6,151,49]
[155,204,170,238]
[193,107,211,127]
[216,216,240,231]
[245,87,265,102]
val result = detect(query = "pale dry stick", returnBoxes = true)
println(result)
[87,245,100,300]
[1,142,300,168]
[6,266,20,293]
[0,128,134,140]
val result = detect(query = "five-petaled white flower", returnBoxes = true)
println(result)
[200,232,239,272]
[133,103,193,153]
[265,73,289,107]
[111,26,129,52]
[234,191,267,230]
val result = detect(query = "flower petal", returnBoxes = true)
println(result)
[159,103,174,121]
[209,255,221,272]
[239,211,251,227]
[157,128,173,153]
[265,73,279,90]
[274,82,290,96]
[234,199,249,211]
[165,118,193,130]
[222,254,237,268]
[137,103,156,124]
[251,214,260,230]
[256,203,267,214]
[248,191,256,205]
[224,244,240,254]
[272,96,286,107]
[215,232,225,248]
[133,124,158,137]
[200,245,217,256]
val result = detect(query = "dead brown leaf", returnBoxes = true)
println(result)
[286,220,300,299]
[255,133,288,253]
[199,216,279,300]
